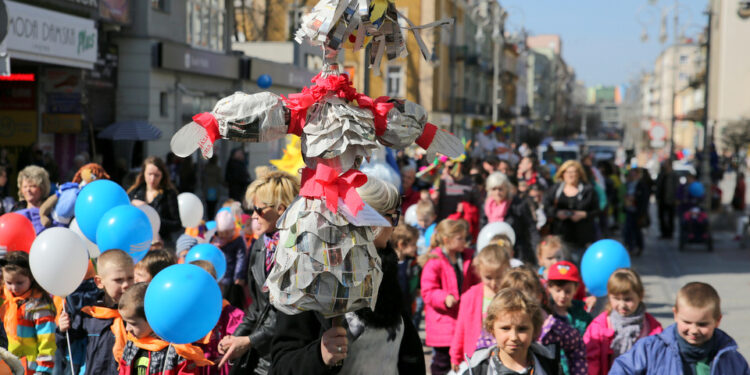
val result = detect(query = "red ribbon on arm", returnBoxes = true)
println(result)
[356,95,394,136]
[300,165,368,215]
[192,112,220,144]
[415,123,438,150]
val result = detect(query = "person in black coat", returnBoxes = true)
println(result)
[543,160,599,263]
[269,177,425,375]
[225,148,251,202]
[127,156,180,242]
[217,171,300,375]
[481,171,539,265]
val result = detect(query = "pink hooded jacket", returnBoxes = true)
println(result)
[449,283,485,365]
[583,310,663,375]
[421,247,480,347]
[197,302,246,375]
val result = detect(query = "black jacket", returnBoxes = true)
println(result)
[269,245,425,375]
[543,182,599,249]
[232,236,277,374]
[480,195,539,265]
[128,185,180,241]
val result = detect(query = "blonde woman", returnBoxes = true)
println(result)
[12,165,51,233]
[218,170,299,374]
[543,160,599,262]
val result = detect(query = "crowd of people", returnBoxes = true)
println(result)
[0,139,747,375]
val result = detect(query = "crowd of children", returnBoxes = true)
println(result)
[0,146,747,375]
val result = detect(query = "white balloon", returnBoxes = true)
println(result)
[178,192,204,228]
[477,221,516,251]
[70,218,100,258]
[404,204,418,226]
[30,227,89,297]
[136,204,161,237]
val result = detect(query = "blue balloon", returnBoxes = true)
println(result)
[205,220,217,230]
[688,181,705,198]
[145,264,222,344]
[96,205,152,262]
[581,239,631,297]
[74,180,130,243]
[184,244,227,280]
[257,74,272,89]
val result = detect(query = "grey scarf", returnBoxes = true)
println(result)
[609,303,646,357]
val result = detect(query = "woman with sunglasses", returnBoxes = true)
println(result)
[481,171,539,265]
[217,170,299,375]
[270,177,425,374]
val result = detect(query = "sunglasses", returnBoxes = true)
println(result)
[384,209,401,225]
[243,205,272,216]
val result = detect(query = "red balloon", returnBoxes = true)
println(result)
[0,213,36,253]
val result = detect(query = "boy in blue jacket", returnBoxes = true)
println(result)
[610,282,750,375]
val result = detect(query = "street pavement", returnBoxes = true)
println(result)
[420,205,750,372]
[635,216,750,359]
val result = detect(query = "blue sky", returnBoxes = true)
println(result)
[500,0,708,87]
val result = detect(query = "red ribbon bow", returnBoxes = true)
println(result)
[192,112,221,144]
[283,72,393,137]
[355,95,393,136]
[300,164,368,215]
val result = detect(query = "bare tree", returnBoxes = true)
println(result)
[720,118,750,156]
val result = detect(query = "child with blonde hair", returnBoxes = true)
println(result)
[457,288,560,374]
[421,219,480,375]
[536,235,563,279]
[584,269,662,375]
[475,267,588,375]
[449,244,511,369]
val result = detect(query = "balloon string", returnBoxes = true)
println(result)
[63,299,75,375]
[162,343,173,374]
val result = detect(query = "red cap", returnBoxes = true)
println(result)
[547,261,581,283]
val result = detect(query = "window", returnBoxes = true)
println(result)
[679,73,688,82]
[386,65,404,98]
[186,0,226,51]
[160,92,169,117]
[152,0,168,11]
[679,54,688,64]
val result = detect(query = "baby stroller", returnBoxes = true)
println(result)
[678,182,713,251]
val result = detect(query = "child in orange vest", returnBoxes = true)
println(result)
[117,283,212,375]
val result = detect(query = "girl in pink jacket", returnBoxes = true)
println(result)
[420,219,480,375]
[449,243,510,369]
[583,269,663,375]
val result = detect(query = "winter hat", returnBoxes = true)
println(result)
[176,234,198,254]
[547,261,581,283]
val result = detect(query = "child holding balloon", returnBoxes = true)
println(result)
[117,283,213,375]
[211,210,248,292]
[583,269,662,375]
[2,251,57,374]
[63,249,134,375]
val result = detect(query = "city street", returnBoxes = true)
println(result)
[636,217,750,358]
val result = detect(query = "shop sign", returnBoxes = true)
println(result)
[42,113,82,133]
[159,42,239,80]
[5,1,98,69]
[0,110,37,145]
[99,0,130,25]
